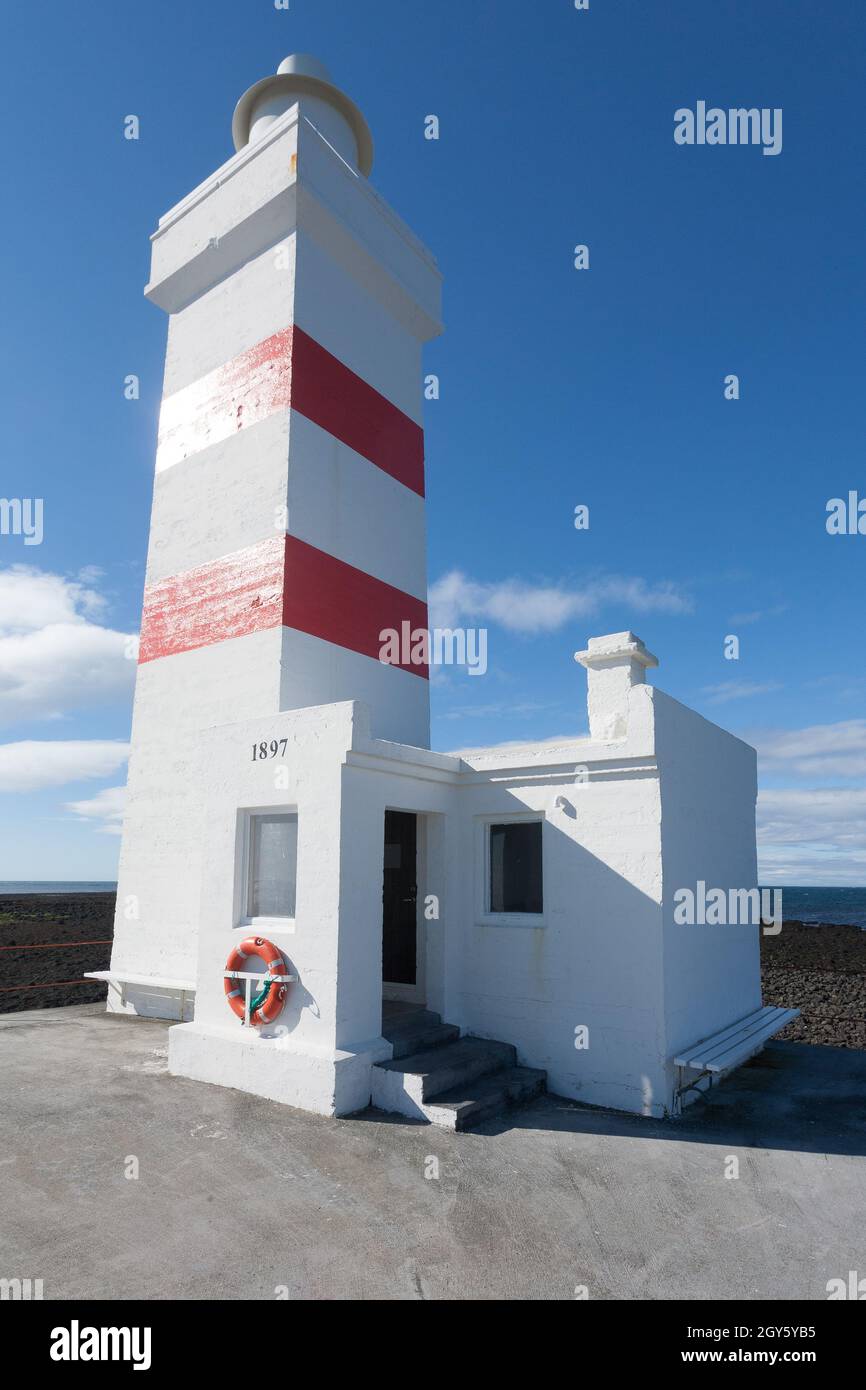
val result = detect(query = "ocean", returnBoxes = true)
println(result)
[770,886,866,930]
[0,882,117,894]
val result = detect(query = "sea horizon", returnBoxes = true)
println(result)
[0,881,118,893]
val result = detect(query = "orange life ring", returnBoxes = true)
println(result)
[224,936,288,1025]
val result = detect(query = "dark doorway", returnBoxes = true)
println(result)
[382,811,417,987]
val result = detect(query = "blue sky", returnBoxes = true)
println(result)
[1,0,864,883]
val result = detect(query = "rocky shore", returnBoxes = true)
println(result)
[762,920,866,1049]
[0,894,864,1049]
[0,892,112,1013]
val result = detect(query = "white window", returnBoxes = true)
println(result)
[246,813,298,921]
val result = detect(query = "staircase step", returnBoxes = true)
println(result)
[382,1036,516,1101]
[386,1020,461,1059]
[371,1036,517,1118]
[383,1005,442,1031]
[423,1065,547,1131]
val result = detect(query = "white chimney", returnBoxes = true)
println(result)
[574,632,659,741]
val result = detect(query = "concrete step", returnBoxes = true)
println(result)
[386,1020,461,1059]
[383,1011,461,1060]
[423,1065,547,1132]
[371,1036,518,1121]
[383,1005,443,1030]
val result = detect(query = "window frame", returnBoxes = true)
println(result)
[477,813,546,927]
[237,807,299,933]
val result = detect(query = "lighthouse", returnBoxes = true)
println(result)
[105,55,441,1031]
[100,54,780,1126]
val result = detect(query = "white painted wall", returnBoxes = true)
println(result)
[293,228,426,421]
[653,689,762,1088]
[111,628,285,995]
[337,689,671,1117]
[278,631,430,748]
[146,414,290,585]
[161,237,297,397]
[168,701,393,1115]
[450,769,666,1114]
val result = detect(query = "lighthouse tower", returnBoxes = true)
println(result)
[107,56,442,1021]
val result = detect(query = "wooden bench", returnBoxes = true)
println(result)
[673,1005,800,1103]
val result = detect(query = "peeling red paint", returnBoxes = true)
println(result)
[155,324,424,495]
[139,533,428,678]
[156,329,294,473]
[138,536,285,664]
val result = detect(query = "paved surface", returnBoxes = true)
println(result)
[3,1005,865,1300]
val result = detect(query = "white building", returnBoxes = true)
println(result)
[100,56,795,1127]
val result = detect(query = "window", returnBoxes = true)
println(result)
[488,820,543,915]
[247,813,298,920]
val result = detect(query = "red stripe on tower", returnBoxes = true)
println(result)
[290,327,424,495]
[155,325,424,495]
[282,534,428,676]
[138,535,429,678]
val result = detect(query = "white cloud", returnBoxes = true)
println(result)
[748,720,866,884]
[76,565,105,586]
[0,740,130,792]
[0,566,106,632]
[65,784,127,836]
[727,603,788,625]
[0,566,135,725]
[702,680,782,705]
[758,788,866,886]
[752,719,866,780]
[429,570,692,635]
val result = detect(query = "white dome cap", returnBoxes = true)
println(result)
[231,54,374,176]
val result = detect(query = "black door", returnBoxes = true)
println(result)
[382,811,417,985]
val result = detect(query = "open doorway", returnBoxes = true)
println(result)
[382,810,422,1005]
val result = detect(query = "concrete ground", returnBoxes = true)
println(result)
[3,1005,865,1301]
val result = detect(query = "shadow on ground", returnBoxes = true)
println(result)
[2,1005,864,1301]
[433,1041,866,1157]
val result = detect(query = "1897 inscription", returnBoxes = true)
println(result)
[252,739,289,761]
